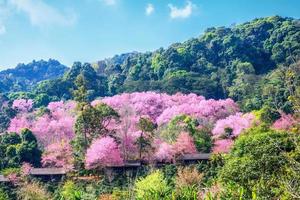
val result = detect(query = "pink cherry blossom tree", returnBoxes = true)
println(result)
[154,141,175,162]
[212,113,255,139]
[272,113,296,131]
[212,139,234,154]
[173,132,197,156]
[85,136,123,169]
[41,141,74,171]
[12,99,33,112]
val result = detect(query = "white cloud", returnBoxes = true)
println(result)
[100,0,116,6]
[145,3,154,16]
[9,0,76,27]
[168,1,194,19]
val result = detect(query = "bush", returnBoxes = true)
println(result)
[0,188,9,200]
[17,181,52,200]
[134,170,170,200]
[219,126,298,198]
[175,166,203,199]
[60,180,82,200]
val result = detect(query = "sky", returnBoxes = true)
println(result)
[0,0,299,69]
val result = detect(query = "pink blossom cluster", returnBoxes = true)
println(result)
[21,162,32,176]
[154,132,197,162]
[211,113,256,154]
[41,141,74,171]
[212,139,234,154]
[85,136,123,169]
[12,99,33,112]
[92,92,239,126]
[8,100,76,146]
[212,113,255,138]
[272,113,296,131]
[7,93,250,167]
[8,115,31,133]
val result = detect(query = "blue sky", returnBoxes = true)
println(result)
[0,0,299,69]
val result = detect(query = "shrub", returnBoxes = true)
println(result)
[0,188,9,200]
[175,167,203,199]
[17,181,52,200]
[60,180,82,200]
[134,170,170,200]
[219,126,298,198]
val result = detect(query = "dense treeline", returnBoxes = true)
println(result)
[100,16,300,112]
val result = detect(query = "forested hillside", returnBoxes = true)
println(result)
[0,59,68,93]
[5,16,297,113]
[95,16,299,112]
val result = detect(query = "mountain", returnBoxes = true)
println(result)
[90,16,299,111]
[0,59,68,93]
[3,16,300,113]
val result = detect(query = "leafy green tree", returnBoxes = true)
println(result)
[219,126,298,198]
[137,117,156,160]
[0,129,41,170]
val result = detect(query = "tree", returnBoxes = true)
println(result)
[219,126,298,198]
[0,129,41,169]
[41,141,74,171]
[137,117,156,160]
[72,103,119,168]
[85,136,123,169]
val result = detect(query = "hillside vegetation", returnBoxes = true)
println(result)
[0,59,68,93]
[3,16,298,113]
[0,15,300,200]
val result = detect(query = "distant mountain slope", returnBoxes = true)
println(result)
[0,59,68,93]
[5,16,300,113]
[89,16,299,111]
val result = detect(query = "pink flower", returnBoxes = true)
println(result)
[272,113,296,131]
[213,139,234,154]
[8,115,31,133]
[173,132,197,156]
[42,141,74,171]
[85,136,123,169]
[12,99,33,112]
[212,113,255,139]
[154,141,175,162]
[7,173,19,185]
[21,162,32,176]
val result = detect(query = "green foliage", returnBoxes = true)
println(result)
[17,181,53,200]
[60,181,83,200]
[255,105,281,124]
[160,115,212,152]
[219,126,298,198]
[33,62,108,102]
[72,103,119,169]
[0,188,9,200]
[136,117,156,160]
[0,129,41,170]
[134,170,170,200]
[0,94,16,131]
[0,59,67,93]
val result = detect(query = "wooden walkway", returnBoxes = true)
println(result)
[0,153,211,182]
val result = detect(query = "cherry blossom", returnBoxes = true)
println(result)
[85,136,123,169]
